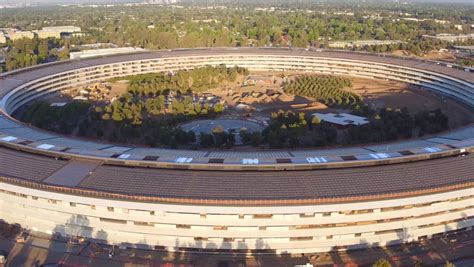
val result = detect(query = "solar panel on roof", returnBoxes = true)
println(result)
[341,155,357,161]
[276,158,292,164]
[208,158,224,164]
[143,156,159,161]
[399,151,414,156]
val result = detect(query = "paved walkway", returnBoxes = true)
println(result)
[1,229,473,266]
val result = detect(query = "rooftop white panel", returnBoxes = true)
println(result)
[312,113,369,126]
[37,144,55,150]
[70,47,147,60]
[0,136,17,142]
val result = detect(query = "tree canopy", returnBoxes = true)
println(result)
[2,3,473,72]
[283,75,361,108]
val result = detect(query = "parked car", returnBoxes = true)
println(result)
[15,231,28,243]
[0,250,8,267]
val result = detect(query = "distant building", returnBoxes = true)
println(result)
[454,24,463,31]
[399,18,452,25]
[254,7,276,12]
[145,0,179,4]
[333,11,354,16]
[312,113,369,127]
[33,30,61,39]
[72,96,88,101]
[71,43,118,50]
[0,32,6,43]
[434,19,450,25]
[34,26,82,39]
[453,46,474,58]
[71,32,86,37]
[403,18,421,22]
[69,47,146,60]
[42,26,81,33]
[8,30,34,40]
[423,33,474,42]
[329,40,402,48]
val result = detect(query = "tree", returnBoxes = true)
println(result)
[372,259,391,267]
[59,44,70,60]
[214,103,224,113]
[213,131,226,147]
[199,133,214,148]
[311,116,321,125]
[267,130,282,148]
[250,132,262,147]
[413,260,423,267]
[187,131,196,143]
[240,129,251,144]
[212,125,225,134]
[225,133,235,148]
[38,39,49,59]
[283,75,360,108]
[111,110,124,121]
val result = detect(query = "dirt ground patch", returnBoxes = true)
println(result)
[391,49,456,62]
[108,80,129,98]
[206,72,330,115]
[350,77,474,128]
[207,73,474,128]
[73,72,474,130]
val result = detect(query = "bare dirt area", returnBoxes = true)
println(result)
[106,72,474,129]
[57,72,474,131]
[206,72,331,116]
[422,50,456,62]
[207,72,474,128]
[107,80,129,98]
[350,77,474,128]
[391,49,456,63]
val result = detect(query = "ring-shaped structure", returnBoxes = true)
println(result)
[0,48,473,253]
